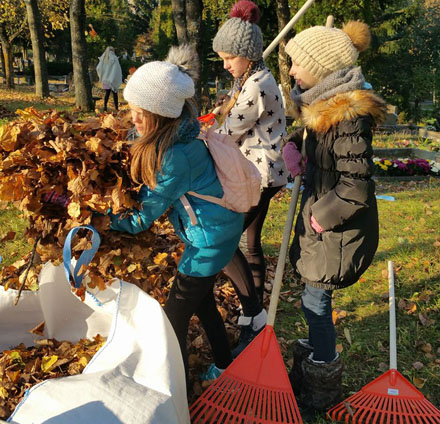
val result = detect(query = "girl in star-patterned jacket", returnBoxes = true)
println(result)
[212,0,288,360]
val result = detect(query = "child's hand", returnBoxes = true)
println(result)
[282,142,303,178]
[310,215,324,234]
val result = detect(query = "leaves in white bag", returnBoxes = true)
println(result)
[0,335,106,420]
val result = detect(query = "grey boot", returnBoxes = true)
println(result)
[299,353,343,411]
[288,339,313,397]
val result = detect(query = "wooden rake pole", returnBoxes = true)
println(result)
[266,139,305,330]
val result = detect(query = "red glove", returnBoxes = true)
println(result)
[311,215,324,234]
[282,142,303,178]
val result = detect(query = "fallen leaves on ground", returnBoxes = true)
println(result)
[0,88,74,108]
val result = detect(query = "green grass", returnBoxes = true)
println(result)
[272,178,440,417]
[0,205,30,266]
[0,85,77,128]
[0,84,117,128]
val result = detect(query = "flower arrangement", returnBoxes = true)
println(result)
[373,157,440,176]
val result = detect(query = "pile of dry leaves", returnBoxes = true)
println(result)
[0,107,181,301]
[0,108,244,417]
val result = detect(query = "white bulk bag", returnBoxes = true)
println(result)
[3,225,189,424]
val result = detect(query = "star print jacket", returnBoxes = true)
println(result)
[218,68,288,188]
[288,89,387,290]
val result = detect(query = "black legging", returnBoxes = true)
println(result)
[223,185,283,316]
[104,88,118,111]
[163,272,232,382]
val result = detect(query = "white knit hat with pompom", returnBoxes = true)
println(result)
[123,45,198,118]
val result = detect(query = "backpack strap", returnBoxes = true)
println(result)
[186,191,225,207]
[179,192,226,227]
[179,194,198,226]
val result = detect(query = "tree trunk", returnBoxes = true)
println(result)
[186,0,202,49]
[0,44,6,84]
[24,0,49,98]
[170,0,202,106]
[70,0,93,111]
[0,26,15,89]
[276,0,294,117]
[185,0,202,106]
[171,0,188,44]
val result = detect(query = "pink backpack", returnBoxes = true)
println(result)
[180,122,262,225]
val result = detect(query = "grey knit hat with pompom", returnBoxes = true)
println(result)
[213,0,263,61]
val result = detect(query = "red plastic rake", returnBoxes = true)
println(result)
[327,261,440,424]
[190,161,305,423]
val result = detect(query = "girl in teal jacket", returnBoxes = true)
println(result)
[110,45,243,383]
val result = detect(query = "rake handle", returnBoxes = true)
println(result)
[388,260,397,370]
[267,175,301,326]
[267,132,307,327]
[262,0,316,60]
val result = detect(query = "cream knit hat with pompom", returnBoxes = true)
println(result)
[285,21,371,81]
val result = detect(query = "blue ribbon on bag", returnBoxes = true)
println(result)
[376,195,395,202]
[63,225,101,288]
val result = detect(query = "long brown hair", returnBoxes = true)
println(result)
[217,61,253,126]
[129,99,197,189]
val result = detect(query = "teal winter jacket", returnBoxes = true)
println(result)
[110,117,244,277]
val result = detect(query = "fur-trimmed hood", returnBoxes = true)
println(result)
[300,90,387,134]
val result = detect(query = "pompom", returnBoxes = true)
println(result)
[230,0,261,24]
[342,21,371,52]
[165,44,199,81]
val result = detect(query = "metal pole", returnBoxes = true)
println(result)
[326,15,334,28]
[263,0,316,60]
[388,260,397,370]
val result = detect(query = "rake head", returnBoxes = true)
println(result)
[327,369,440,424]
[190,326,302,423]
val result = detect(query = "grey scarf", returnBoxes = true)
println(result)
[291,66,365,110]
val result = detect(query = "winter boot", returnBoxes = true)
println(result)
[232,308,267,358]
[299,353,343,411]
[288,339,314,397]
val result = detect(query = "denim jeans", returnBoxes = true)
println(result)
[301,284,336,362]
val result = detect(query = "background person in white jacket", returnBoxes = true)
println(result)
[96,46,122,112]
[212,0,288,359]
